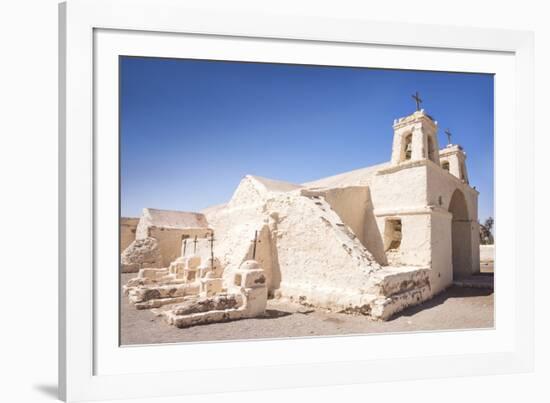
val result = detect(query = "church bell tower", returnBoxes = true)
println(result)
[439,144,469,184]
[390,109,440,167]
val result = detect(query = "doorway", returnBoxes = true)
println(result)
[448,189,472,279]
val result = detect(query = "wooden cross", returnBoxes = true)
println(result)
[411,91,423,111]
[445,128,452,145]
[209,232,215,269]
[181,237,187,256]
[193,235,198,254]
[252,230,258,259]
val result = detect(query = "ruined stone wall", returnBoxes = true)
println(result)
[120,217,139,252]
[129,208,213,268]
[148,227,211,267]
[206,178,274,290]
[206,176,384,308]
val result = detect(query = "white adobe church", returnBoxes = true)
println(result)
[122,107,480,320]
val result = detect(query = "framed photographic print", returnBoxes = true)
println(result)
[59,0,534,401]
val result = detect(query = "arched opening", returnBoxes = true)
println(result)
[402,133,412,161]
[448,189,472,279]
[442,161,450,171]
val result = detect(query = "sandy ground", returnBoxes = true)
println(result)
[120,272,494,345]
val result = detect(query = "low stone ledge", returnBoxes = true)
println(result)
[128,283,199,303]
[370,284,432,320]
[172,294,241,316]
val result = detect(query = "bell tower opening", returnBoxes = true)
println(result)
[403,134,412,161]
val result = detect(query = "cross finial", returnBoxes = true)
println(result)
[412,91,423,111]
[445,128,452,145]
[251,230,260,260]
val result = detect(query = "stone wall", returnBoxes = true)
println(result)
[148,227,212,267]
[121,208,212,272]
[426,161,480,277]
[302,186,370,248]
[120,217,139,252]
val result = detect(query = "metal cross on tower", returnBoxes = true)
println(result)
[445,128,452,145]
[411,91,423,111]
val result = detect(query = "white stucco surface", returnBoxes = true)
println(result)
[122,208,213,268]
[480,245,495,262]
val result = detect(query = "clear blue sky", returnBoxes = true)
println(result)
[120,57,494,222]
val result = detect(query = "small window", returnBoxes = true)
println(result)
[442,161,450,171]
[234,274,242,286]
[384,219,402,251]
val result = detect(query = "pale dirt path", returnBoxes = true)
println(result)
[120,274,494,345]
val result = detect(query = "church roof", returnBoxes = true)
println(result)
[141,208,209,229]
[303,162,389,189]
[247,175,303,192]
[205,162,389,213]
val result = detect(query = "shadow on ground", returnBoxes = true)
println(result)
[33,384,58,400]
[389,286,493,321]
[260,309,293,319]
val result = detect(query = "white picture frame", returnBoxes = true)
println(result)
[59,0,534,401]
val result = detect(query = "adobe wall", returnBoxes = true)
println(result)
[372,212,433,267]
[369,163,432,267]
[147,227,212,267]
[266,193,383,309]
[205,178,272,288]
[120,217,139,252]
[301,186,370,247]
[206,176,384,309]
[370,162,429,210]
[429,210,453,293]
[426,162,480,276]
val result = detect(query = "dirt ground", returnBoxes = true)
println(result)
[120,273,494,346]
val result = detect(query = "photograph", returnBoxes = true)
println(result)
[2,0,543,401]
[119,56,495,345]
